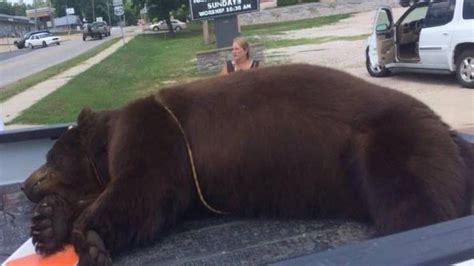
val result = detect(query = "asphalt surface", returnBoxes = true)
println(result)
[0,49,31,62]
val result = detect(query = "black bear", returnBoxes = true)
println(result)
[23,64,474,265]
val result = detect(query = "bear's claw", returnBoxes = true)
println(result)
[31,195,72,255]
[76,230,112,266]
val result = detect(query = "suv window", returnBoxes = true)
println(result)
[375,9,392,32]
[400,6,428,24]
[424,0,456,27]
[464,0,474,19]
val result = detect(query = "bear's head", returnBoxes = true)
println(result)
[22,108,113,205]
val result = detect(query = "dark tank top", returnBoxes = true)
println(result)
[226,60,259,73]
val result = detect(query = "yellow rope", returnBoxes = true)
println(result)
[158,99,228,215]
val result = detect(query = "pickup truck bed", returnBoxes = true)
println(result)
[0,182,374,264]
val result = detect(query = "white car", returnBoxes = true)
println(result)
[366,0,474,88]
[149,19,187,32]
[25,32,61,49]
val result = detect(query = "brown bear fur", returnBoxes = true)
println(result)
[23,64,474,265]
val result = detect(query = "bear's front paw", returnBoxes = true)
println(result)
[31,195,72,255]
[74,230,112,266]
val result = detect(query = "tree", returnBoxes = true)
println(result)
[0,2,29,16]
[124,1,138,26]
[12,3,28,16]
[131,0,188,36]
[0,2,15,15]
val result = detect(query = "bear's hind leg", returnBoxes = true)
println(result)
[354,113,468,235]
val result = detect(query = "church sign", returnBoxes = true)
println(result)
[190,0,260,20]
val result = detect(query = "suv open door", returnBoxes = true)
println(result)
[366,6,395,77]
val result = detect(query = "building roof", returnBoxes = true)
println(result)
[0,14,34,25]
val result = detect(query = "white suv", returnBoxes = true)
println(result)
[366,0,474,88]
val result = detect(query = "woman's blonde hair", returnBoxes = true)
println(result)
[233,37,250,59]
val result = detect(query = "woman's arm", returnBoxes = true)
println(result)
[220,64,228,76]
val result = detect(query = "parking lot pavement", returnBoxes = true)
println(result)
[266,8,473,132]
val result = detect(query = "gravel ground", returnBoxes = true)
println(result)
[266,8,474,132]
[270,8,389,40]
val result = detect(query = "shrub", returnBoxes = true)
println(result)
[171,4,190,22]
[277,0,319,6]
[277,0,299,6]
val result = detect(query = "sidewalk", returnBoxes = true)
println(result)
[1,35,135,129]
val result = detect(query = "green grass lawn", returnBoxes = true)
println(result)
[12,13,356,125]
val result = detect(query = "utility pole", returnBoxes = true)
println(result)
[123,5,126,26]
[106,0,111,26]
[65,3,70,34]
[34,0,38,30]
[47,0,55,29]
[92,0,96,21]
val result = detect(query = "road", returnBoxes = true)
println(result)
[0,37,110,88]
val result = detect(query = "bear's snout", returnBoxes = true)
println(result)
[23,165,50,203]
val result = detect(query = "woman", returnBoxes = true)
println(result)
[220,37,259,75]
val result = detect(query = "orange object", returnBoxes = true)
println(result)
[5,245,78,266]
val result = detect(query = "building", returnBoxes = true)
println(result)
[25,6,55,29]
[0,14,34,38]
[54,15,82,31]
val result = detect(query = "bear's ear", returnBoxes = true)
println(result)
[77,107,96,127]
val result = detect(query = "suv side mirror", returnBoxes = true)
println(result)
[376,24,390,32]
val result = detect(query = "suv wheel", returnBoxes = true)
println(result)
[83,34,87,41]
[456,49,474,89]
[175,26,182,32]
[366,48,391,77]
[29,43,33,49]
[153,26,159,31]
[42,41,47,47]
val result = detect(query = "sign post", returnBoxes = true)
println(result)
[113,0,125,44]
[65,7,74,34]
